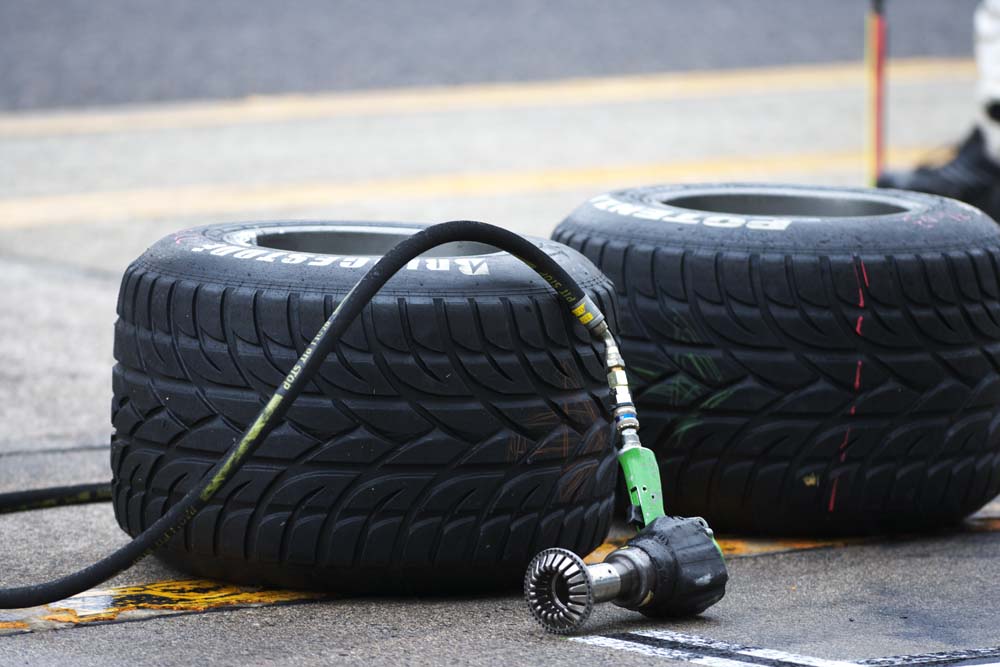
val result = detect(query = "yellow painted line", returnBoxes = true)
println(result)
[967,498,1000,533]
[0,58,973,139]
[584,539,625,565]
[716,535,866,557]
[0,146,933,230]
[585,533,863,564]
[2,502,996,637]
[0,536,864,637]
[586,501,1000,565]
[967,516,1000,532]
[0,579,326,636]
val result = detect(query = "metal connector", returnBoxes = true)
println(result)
[523,546,654,634]
[600,329,639,436]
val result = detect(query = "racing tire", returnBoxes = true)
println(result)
[553,183,1000,534]
[111,221,619,592]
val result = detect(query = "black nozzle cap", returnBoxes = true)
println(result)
[624,516,728,618]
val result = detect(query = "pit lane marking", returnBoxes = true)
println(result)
[572,629,1000,667]
[857,647,1000,667]
[4,503,996,638]
[0,579,326,637]
[575,630,856,667]
[0,58,972,139]
[0,146,932,230]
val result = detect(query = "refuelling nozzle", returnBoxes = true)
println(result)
[524,516,728,634]
[525,325,727,633]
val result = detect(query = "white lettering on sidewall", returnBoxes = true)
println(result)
[590,194,800,231]
[188,242,491,275]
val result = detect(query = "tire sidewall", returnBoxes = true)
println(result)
[562,183,997,253]
[150,220,609,297]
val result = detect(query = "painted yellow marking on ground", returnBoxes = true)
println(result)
[717,536,866,557]
[0,58,973,139]
[586,501,1000,565]
[0,579,326,637]
[966,497,1000,533]
[585,539,626,565]
[968,516,1000,532]
[0,146,933,230]
[585,533,863,563]
[4,504,997,638]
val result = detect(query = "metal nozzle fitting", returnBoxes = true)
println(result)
[523,546,653,634]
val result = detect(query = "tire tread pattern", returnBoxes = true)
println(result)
[553,225,1000,533]
[111,262,619,591]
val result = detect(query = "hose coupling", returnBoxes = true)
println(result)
[602,331,639,434]
[599,328,625,370]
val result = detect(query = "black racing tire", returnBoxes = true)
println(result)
[111,221,619,593]
[553,183,1000,534]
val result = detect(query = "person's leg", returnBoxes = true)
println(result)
[878,0,1000,221]
[976,0,1000,160]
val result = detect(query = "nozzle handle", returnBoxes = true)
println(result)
[624,516,727,618]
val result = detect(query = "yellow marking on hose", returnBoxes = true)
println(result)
[0,58,973,138]
[0,146,935,230]
[0,579,327,636]
[200,393,283,500]
[571,303,587,317]
[578,312,595,325]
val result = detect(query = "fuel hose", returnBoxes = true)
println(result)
[0,482,112,515]
[0,220,617,610]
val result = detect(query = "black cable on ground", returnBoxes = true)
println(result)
[0,482,112,515]
[0,220,604,610]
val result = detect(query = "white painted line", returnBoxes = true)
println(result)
[858,648,1000,667]
[747,649,860,667]
[574,630,1000,667]
[573,635,760,667]
[632,629,858,667]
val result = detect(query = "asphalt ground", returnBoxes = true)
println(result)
[0,2,997,666]
[0,0,979,111]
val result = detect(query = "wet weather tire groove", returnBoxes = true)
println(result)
[555,184,1000,533]
[111,220,619,592]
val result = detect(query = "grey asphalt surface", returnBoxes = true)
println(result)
[0,0,979,111]
[1,2,997,666]
[1,503,998,666]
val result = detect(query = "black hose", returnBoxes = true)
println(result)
[0,220,603,609]
[0,482,112,514]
